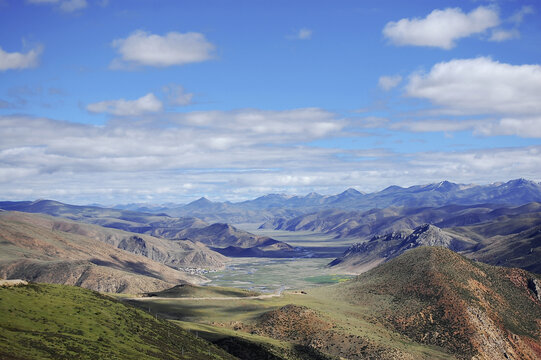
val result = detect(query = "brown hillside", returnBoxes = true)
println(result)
[0,211,205,293]
[338,247,541,359]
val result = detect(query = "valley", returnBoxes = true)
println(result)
[1,179,541,359]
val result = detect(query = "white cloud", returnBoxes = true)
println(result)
[59,0,86,12]
[487,6,534,42]
[489,28,519,42]
[87,93,163,116]
[509,5,534,24]
[297,28,312,40]
[163,84,193,106]
[383,6,500,49]
[391,119,480,133]
[378,75,402,91]
[399,57,541,138]
[0,45,43,71]
[391,118,541,138]
[1,114,539,203]
[405,57,541,116]
[174,108,345,139]
[27,0,87,12]
[351,116,389,129]
[111,30,215,68]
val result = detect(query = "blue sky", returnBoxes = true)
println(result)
[1,0,540,204]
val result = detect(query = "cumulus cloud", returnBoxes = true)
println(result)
[489,28,519,42]
[87,93,163,116]
[509,5,534,24]
[400,57,541,138]
[163,84,193,106]
[406,57,541,116]
[378,75,402,91]
[0,45,43,71]
[487,6,534,42]
[27,0,87,12]
[110,30,215,68]
[383,6,500,49]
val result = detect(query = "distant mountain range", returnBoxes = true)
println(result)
[113,178,541,223]
[0,199,298,258]
[263,201,541,238]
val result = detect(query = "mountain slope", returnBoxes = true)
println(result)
[336,247,541,359]
[328,224,476,272]
[45,214,227,270]
[0,211,205,293]
[329,212,541,274]
[0,282,236,360]
[0,200,296,258]
[263,202,541,239]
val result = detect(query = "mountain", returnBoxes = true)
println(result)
[111,179,541,223]
[329,210,541,274]
[335,247,541,359]
[0,282,236,359]
[0,211,208,293]
[0,199,296,258]
[263,202,541,239]
[328,224,476,272]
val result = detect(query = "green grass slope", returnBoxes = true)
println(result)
[145,284,259,298]
[0,282,236,360]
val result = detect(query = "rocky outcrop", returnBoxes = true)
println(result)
[528,278,541,301]
[328,224,473,272]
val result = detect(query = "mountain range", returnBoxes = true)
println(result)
[114,179,541,223]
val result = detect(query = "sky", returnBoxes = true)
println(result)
[1,0,540,205]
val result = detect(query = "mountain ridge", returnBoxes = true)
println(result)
[110,179,541,223]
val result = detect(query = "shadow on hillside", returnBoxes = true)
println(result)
[89,256,162,279]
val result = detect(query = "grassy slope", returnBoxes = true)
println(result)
[0,283,236,360]
[129,287,455,359]
[145,284,259,298]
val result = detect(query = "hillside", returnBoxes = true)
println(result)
[0,211,206,293]
[0,282,236,360]
[335,247,541,359]
[151,247,541,359]
[45,214,227,270]
[144,283,259,298]
[328,212,541,274]
[328,224,476,272]
[0,200,295,258]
